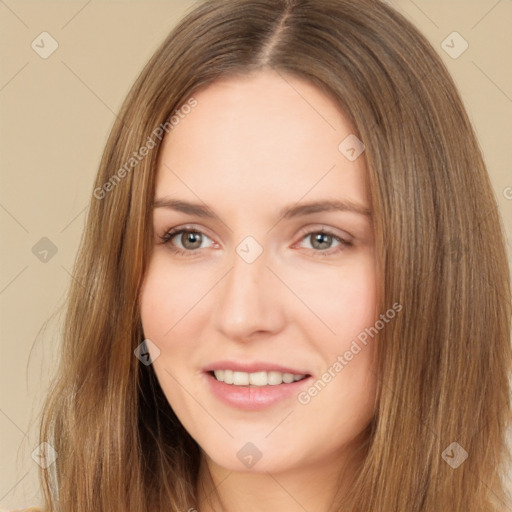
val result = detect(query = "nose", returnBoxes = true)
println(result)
[213,242,285,342]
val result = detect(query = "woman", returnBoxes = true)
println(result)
[31,0,512,510]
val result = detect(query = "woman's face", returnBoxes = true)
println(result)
[140,68,379,474]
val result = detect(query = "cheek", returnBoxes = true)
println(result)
[328,259,379,386]
[291,253,378,343]
[297,255,378,409]
[139,260,200,409]
[139,254,201,338]
[139,255,213,389]
[140,256,167,334]
[336,270,378,342]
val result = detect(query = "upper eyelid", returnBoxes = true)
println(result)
[163,225,216,243]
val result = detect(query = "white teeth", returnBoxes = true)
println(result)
[212,370,307,386]
[282,373,294,383]
[267,371,283,385]
[249,371,267,386]
[233,371,249,385]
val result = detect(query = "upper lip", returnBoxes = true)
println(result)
[203,360,311,375]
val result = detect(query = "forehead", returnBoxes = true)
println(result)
[154,69,369,214]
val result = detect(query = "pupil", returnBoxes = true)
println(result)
[184,232,201,249]
[313,233,331,249]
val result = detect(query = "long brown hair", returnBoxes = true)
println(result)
[37,0,512,510]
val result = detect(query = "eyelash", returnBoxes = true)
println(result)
[157,225,353,258]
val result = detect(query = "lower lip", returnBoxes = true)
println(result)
[204,372,312,411]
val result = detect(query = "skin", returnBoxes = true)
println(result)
[139,68,379,512]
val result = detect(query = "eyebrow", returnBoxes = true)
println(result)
[152,197,372,220]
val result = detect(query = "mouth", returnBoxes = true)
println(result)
[208,369,310,387]
[204,369,313,410]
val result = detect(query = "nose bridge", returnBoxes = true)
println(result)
[213,236,281,339]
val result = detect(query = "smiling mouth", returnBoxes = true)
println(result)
[209,370,310,386]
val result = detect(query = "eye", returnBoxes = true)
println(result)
[295,227,352,256]
[158,226,215,257]
[157,226,352,257]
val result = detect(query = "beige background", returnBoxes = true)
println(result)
[1,0,511,508]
